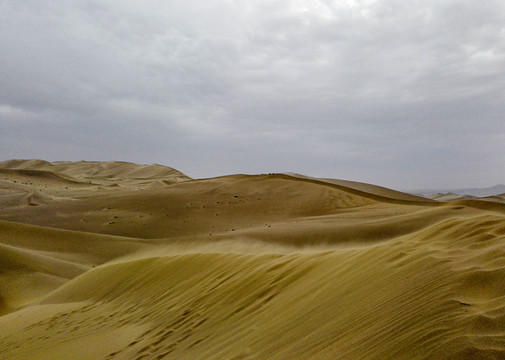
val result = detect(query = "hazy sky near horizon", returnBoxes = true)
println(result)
[1,0,504,189]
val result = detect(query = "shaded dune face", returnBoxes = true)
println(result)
[1,160,505,359]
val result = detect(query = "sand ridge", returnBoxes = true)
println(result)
[1,160,505,359]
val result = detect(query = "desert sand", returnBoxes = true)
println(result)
[1,160,505,359]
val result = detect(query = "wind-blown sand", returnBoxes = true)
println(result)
[1,160,505,359]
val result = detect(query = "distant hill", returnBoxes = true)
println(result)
[409,184,505,198]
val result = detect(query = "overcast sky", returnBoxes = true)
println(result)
[1,0,504,189]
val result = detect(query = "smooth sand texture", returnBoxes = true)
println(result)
[1,160,505,359]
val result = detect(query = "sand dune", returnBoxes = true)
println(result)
[0,159,191,188]
[428,193,477,202]
[284,173,435,203]
[1,160,505,359]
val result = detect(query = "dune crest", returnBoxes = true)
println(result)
[1,160,505,359]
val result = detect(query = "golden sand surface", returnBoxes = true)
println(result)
[1,160,505,359]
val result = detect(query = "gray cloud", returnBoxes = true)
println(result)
[1,0,504,189]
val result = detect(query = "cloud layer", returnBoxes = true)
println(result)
[1,0,504,188]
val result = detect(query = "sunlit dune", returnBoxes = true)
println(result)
[1,160,505,359]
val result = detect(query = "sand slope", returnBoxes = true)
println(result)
[0,220,147,315]
[1,160,505,359]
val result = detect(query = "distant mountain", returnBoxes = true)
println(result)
[408,184,505,198]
